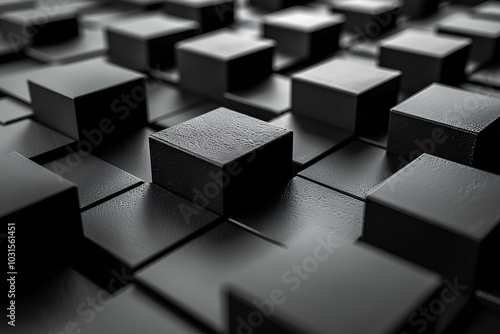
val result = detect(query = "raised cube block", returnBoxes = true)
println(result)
[263,7,345,60]
[107,13,198,71]
[28,59,147,142]
[164,0,234,33]
[176,29,275,100]
[438,15,500,66]
[364,154,500,292]
[330,0,402,38]
[150,107,292,215]
[292,58,401,133]
[380,29,471,93]
[228,230,441,334]
[0,152,81,290]
[0,7,79,48]
[387,83,500,172]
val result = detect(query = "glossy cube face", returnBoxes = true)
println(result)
[150,107,292,215]
[380,29,471,93]
[387,84,500,171]
[29,59,147,142]
[292,59,400,132]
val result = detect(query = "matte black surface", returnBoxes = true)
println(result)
[0,2,499,333]
[164,0,235,33]
[107,13,198,71]
[0,152,82,290]
[82,182,219,275]
[364,154,500,292]
[135,221,279,333]
[176,29,275,99]
[44,154,142,210]
[29,58,147,142]
[269,112,352,169]
[387,83,500,172]
[292,58,401,133]
[0,118,74,160]
[0,7,79,46]
[0,97,32,124]
[94,127,155,182]
[228,229,441,334]
[150,107,293,215]
[263,7,344,59]
[380,28,471,93]
[300,140,401,200]
[232,176,364,245]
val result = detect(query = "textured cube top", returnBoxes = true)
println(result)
[0,152,75,217]
[0,6,77,25]
[293,59,401,95]
[28,58,145,98]
[381,29,471,57]
[264,7,345,32]
[176,29,275,61]
[107,13,199,39]
[151,107,291,166]
[165,0,233,7]
[331,0,401,14]
[392,83,500,133]
[438,15,500,38]
[367,154,500,241]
